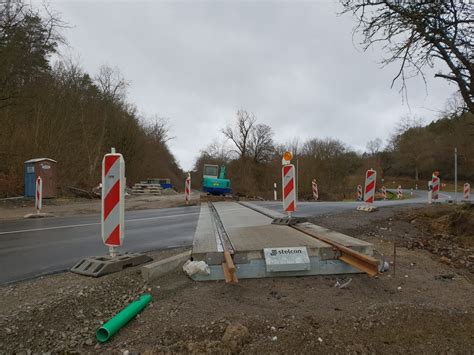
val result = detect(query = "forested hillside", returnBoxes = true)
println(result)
[0,2,182,197]
[384,113,474,181]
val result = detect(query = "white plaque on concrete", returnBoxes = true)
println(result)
[264,247,310,272]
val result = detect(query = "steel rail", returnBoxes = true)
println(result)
[207,202,238,283]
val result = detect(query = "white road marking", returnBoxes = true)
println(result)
[0,212,199,236]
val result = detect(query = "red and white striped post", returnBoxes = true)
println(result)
[282,151,296,216]
[431,174,440,201]
[381,186,387,200]
[464,183,471,201]
[364,169,377,204]
[185,173,191,204]
[356,184,363,201]
[35,176,42,214]
[397,185,403,199]
[102,148,125,257]
[312,179,319,201]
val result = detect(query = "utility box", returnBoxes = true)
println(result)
[24,158,58,198]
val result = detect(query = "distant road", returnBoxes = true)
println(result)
[0,189,466,284]
[0,206,199,284]
[253,189,465,217]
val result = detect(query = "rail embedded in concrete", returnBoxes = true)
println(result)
[240,201,380,277]
[190,201,377,281]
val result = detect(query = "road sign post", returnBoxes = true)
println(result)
[357,184,362,201]
[102,148,125,257]
[431,173,440,201]
[357,169,377,212]
[282,164,296,216]
[185,173,191,205]
[397,185,403,199]
[312,179,318,201]
[364,169,376,204]
[35,176,42,214]
[464,183,470,201]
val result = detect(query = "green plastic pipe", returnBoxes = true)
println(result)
[96,293,152,342]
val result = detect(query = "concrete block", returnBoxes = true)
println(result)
[356,205,378,212]
[141,250,191,281]
[24,212,54,218]
[71,253,152,277]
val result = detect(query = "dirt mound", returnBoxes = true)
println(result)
[400,204,474,272]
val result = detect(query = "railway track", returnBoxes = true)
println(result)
[207,201,238,283]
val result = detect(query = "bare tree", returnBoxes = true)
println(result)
[341,1,474,112]
[249,123,274,163]
[95,65,129,103]
[366,138,383,155]
[221,109,256,159]
[143,116,174,144]
[440,92,469,119]
[206,139,232,162]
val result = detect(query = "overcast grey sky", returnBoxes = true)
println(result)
[51,0,457,170]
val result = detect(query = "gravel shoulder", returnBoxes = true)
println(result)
[0,193,200,221]
[1,204,473,353]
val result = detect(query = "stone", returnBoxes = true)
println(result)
[440,256,451,265]
[222,323,249,353]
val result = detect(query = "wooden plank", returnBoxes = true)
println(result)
[223,250,235,272]
[222,262,232,283]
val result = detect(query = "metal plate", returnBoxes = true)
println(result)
[264,247,310,272]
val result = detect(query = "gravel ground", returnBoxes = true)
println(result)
[1,204,473,353]
[0,193,199,221]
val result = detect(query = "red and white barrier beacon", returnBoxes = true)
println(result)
[282,151,296,216]
[101,148,125,257]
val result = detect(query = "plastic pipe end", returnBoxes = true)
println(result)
[96,327,110,343]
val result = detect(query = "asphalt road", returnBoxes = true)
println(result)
[0,189,465,284]
[0,206,200,284]
[255,189,465,217]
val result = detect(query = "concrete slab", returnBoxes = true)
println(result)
[141,250,191,281]
[192,257,361,281]
[192,204,218,254]
[213,202,273,229]
[190,201,375,281]
[238,201,284,219]
[297,222,373,255]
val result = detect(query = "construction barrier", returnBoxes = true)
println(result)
[357,184,362,201]
[102,149,125,256]
[364,169,376,204]
[312,179,318,201]
[431,174,440,201]
[185,173,191,204]
[397,185,403,199]
[282,164,296,214]
[381,185,387,200]
[464,183,471,201]
[35,176,42,213]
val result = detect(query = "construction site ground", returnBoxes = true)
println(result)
[1,204,473,353]
[0,192,199,221]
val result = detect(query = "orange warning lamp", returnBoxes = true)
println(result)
[282,151,292,165]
